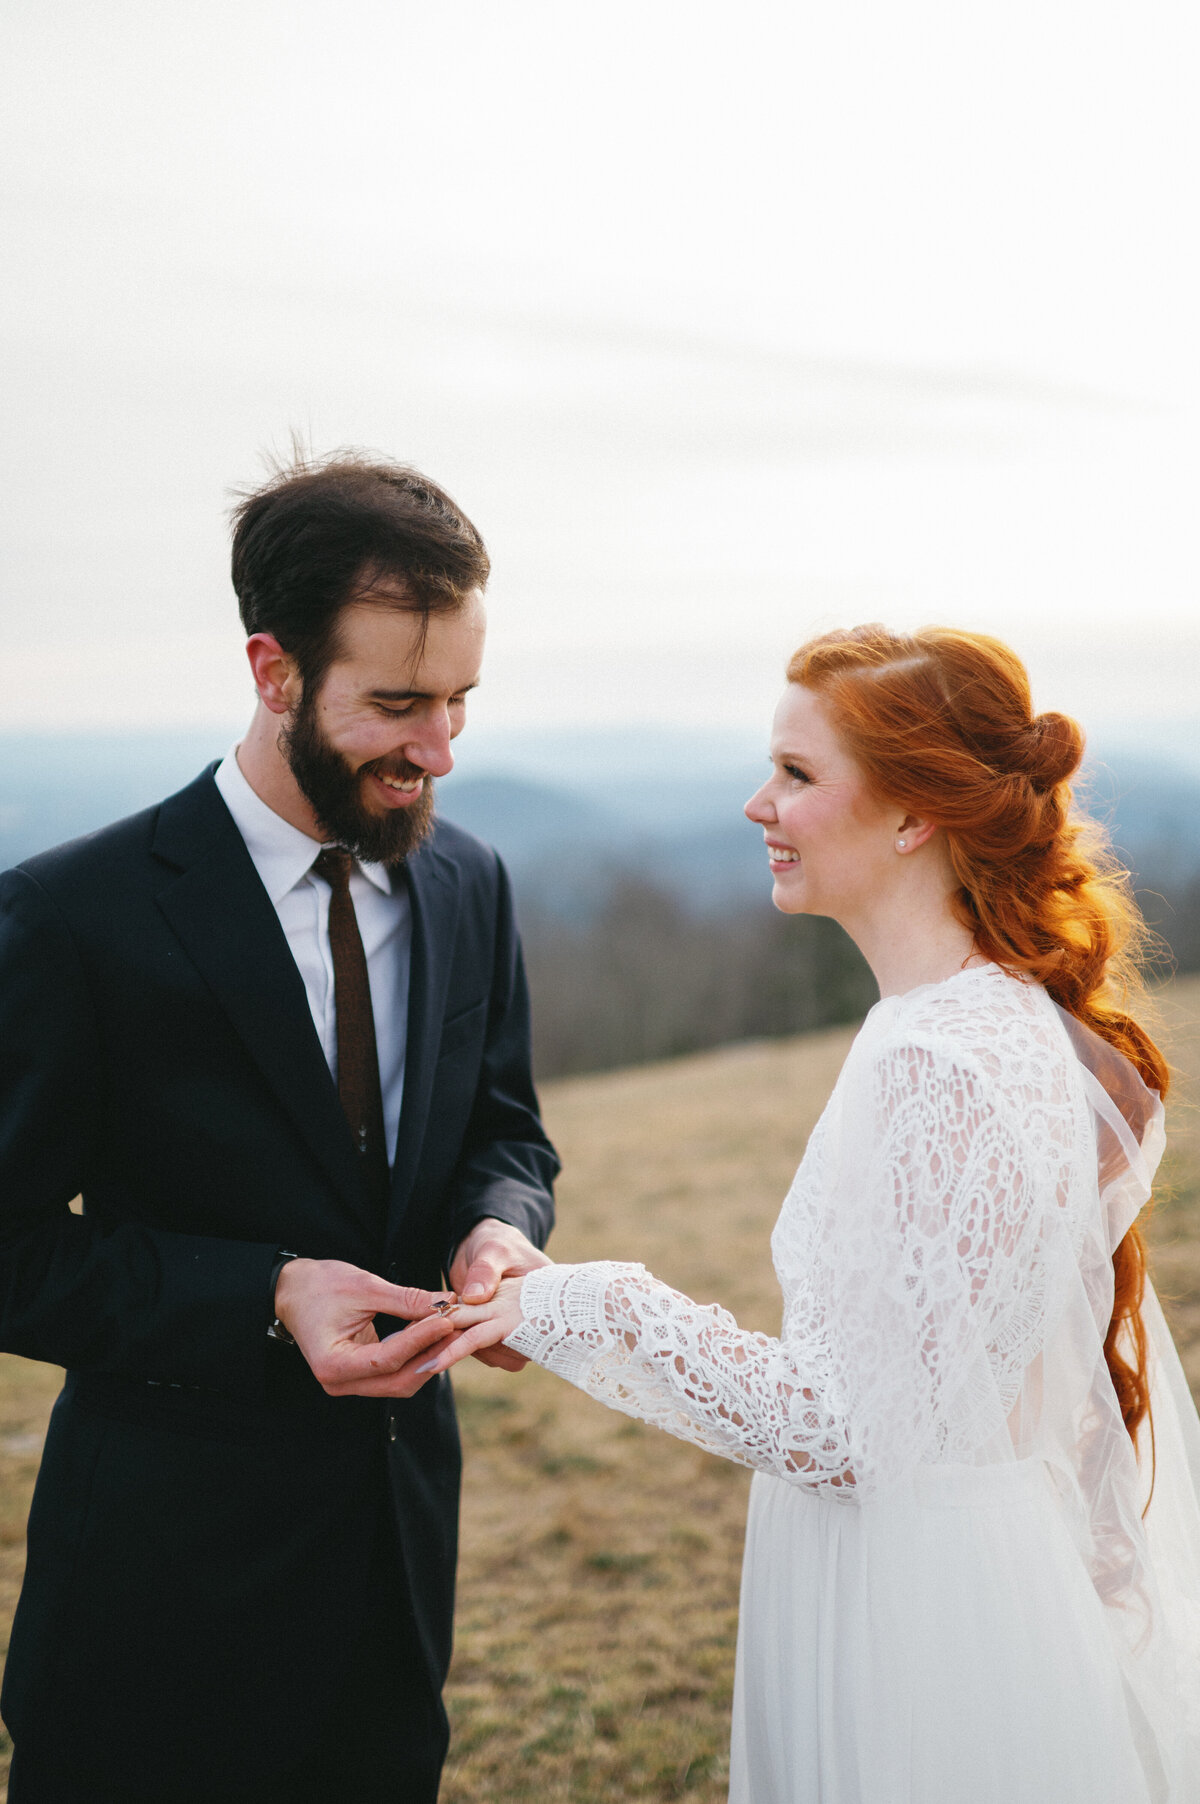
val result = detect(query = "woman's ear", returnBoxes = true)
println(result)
[895,813,938,853]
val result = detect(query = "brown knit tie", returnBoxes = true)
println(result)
[313,847,390,1207]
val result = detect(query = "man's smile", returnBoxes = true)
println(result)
[371,770,424,793]
[367,769,426,808]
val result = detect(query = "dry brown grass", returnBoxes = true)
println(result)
[0,1354,67,1794]
[0,979,1198,1800]
[1143,976,1200,1396]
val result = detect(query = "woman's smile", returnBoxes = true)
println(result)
[765,839,801,870]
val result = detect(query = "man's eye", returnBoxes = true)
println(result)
[377,703,414,719]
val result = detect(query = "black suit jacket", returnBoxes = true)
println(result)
[0,766,557,1786]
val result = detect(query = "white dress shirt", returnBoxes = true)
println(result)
[214,751,412,1165]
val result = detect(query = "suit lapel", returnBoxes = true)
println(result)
[389,835,460,1222]
[152,770,375,1229]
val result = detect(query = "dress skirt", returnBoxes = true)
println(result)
[729,1461,1151,1804]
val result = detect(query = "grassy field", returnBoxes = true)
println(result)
[1,976,1198,1800]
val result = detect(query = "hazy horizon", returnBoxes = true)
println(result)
[4,3,1197,743]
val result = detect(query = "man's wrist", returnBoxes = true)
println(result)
[267,1250,301,1345]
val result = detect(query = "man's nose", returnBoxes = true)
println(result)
[402,709,455,778]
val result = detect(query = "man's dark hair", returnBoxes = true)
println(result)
[230,450,490,692]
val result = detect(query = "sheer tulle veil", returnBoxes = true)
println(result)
[1057,1005,1200,1793]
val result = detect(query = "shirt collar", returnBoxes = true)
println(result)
[213,749,393,902]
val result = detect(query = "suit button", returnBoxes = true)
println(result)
[387,1415,398,1442]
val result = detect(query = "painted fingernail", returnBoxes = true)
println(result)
[415,1358,441,1374]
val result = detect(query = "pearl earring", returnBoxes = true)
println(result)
[897,839,907,850]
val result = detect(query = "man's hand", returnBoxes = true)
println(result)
[274,1258,458,1398]
[448,1219,551,1371]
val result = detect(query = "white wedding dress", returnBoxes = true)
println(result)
[505,965,1200,1802]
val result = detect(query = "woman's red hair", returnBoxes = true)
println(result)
[788,624,1168,1449]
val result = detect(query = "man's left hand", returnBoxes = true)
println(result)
[448,1218,550,1370]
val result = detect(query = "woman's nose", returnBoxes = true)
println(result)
[744,782,774,824]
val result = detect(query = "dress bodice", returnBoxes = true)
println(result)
[504,961,1200,1783]
[768,963,1100,1478]
[510,964,1108,1498]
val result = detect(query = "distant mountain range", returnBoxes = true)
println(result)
[3,729,1199,925]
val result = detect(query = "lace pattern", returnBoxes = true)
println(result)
[506,962,1200,1786]
[506,967,1101,1500]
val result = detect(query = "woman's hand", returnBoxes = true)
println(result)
[414,1274,529,1377]
[447,1217,550,1371]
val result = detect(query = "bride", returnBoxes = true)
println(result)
[419,625,1200,1801]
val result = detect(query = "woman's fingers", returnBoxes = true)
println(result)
[438,1301,487,1328]
[415,1319,509,1376]
[440,1288,516,1330]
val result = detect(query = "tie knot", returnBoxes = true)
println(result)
[313,846,353,889]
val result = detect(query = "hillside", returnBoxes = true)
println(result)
[5,731,1200,925]
[0,979,1197,1799]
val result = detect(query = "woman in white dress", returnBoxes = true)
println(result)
[422,625,1200,1802]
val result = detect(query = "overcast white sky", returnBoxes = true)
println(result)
[3,1,1198,753]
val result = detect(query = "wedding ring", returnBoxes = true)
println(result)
[432,1297,459,1316]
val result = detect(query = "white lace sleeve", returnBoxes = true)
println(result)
[506,1258,865,1492]
[505,1028,1067,1501]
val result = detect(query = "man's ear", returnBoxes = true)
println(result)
[245,634,300,716]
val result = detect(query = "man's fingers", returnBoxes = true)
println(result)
[312,1313,454,1392]
[449,1220,550,1306]
[458,1254,504,1305]
[368,1281,451,1320]
[321,1351,449,1398]
[366,1314,459,1371]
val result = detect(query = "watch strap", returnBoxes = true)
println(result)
[267,1249,301,1345]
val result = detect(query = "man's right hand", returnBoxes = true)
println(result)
[273,1259,457,1398]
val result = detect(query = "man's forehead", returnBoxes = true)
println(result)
[335,591,486,687]
[349,572,421,608]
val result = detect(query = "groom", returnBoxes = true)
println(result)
[0,455,559,1801]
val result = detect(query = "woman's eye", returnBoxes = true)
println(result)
[784,764,811,784]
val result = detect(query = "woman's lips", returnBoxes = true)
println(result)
[765,840,800,867]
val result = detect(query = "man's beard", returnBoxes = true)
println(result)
[282,692,436,867]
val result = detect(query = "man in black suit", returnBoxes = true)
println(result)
[0,455,559,1800]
